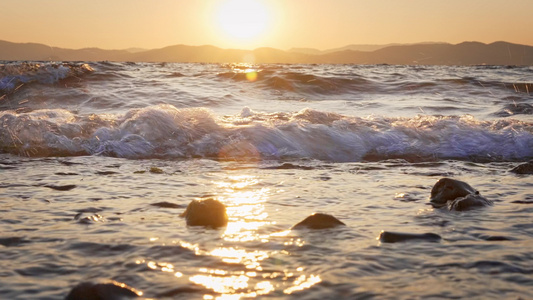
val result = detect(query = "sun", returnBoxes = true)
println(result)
[215,0,271,41]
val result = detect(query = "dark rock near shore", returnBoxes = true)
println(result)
[378,231,442,243]
[181,198,228,228]
[430,178,476,204]
[149,167,164,174]
[44,184,77,191]
[0,237,31,247]
[292,213,345,229]
[65,281,141,300]
[150,201,183,209]
[494,103,533,117]
[511,199,533,204]
[261,163,315,170]
[447,193,493,211]
[429,178,492,211]
[510,161,533,174]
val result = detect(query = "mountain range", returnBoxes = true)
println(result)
[1,40,532,65]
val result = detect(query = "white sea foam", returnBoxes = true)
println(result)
[1,105,531,161]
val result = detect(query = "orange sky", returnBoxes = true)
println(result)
[1,0,532,50]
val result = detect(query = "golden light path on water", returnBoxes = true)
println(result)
[185,173,321,298]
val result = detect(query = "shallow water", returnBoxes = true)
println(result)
[0,62,532,299]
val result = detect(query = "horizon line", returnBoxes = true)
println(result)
[2,39,533,53]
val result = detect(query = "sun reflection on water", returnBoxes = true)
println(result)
[188,174,277,298]
[210,247,268,270]
[190,273,249,294]
[189,271,277,299]
[213,175,272,243]
[144,173,322,298]
[283,274,322,294]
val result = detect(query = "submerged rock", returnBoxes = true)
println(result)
[261,163,315,170]
[292,213,345,229]
[0,237,31,247]
[181,198,228,228]
[378,231,442,243]
[510,161,533,174]
[430,178,476,205]
[65,281,142,300]
[150,201,183,209]
[511,199,533,204]
[149,167,164,174]
[447,193,493,211]
[494,103,533,117]
[44,184,77,191]
[429,178,492,211]
[74,213,106,224]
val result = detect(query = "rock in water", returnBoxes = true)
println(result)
[378,231,442,243]
[44,184,77,191]
[292,213,345,229]
[447,193,493,211]
[510,161,533,174]
[181,198,228,228]
[430,178,477,205]
[65,281,141,300]
[429,178,492,211]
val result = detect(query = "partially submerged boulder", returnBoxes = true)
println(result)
[510,161,533,175]
[429,178,492,211]
[378,231,441,243]
[447,193,493,211]
[292,213,345,229]
[430,178,476,205]
[66,281,141,300]
[181,198,228,228]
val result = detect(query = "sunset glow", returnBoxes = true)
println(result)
[215,0,271,40]
[211,0,275,49]
[0,0,532,50]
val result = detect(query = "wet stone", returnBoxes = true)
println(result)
[150,201,183,209]
[510,161,533,175]
[65,281,141,300]
[149,167,164,174]
[94,170,118,175]
[54,172,79,176]
[261,163,315,170]
[181,198,228,228]
[511,200,533,204]
[429,178,492,211]
[44,184,77,191]
[378,231,442,243]
[0,237,31,247]
[447,193,494,211]
[75,213,105,224]
[292,213,346,229]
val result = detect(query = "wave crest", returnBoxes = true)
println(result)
[0,62,93,96]
[1,105,532,162]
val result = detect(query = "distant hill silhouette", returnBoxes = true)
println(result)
[288,43,443,54]
[1,40,532,65]
[0,41,133,61]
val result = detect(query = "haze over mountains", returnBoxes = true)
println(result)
[1,40,532,65]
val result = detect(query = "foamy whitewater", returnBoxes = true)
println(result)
[1,61,532,299]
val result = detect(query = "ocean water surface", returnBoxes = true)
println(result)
[0,61,532,299]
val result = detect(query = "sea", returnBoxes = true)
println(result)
[0,61,532,299]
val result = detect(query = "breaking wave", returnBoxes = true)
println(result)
[0,62,94,96]
[1,105,531,162]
